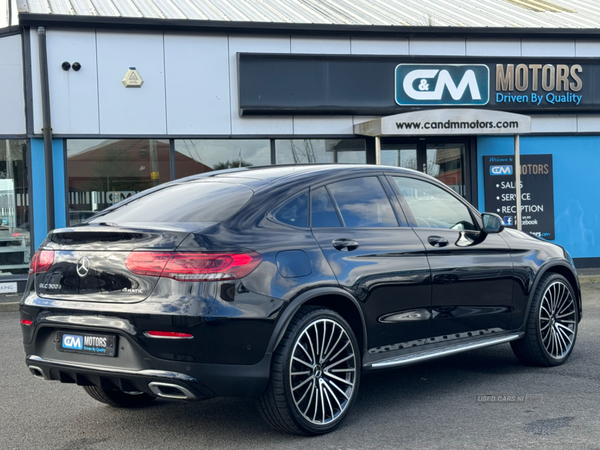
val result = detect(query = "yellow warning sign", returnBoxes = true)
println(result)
[122,67,144,88]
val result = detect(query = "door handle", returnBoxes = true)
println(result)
[427,236,448,248]
[332,238,359,252]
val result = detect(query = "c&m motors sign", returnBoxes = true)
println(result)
[395,64,489,106]
[238,54,600,115]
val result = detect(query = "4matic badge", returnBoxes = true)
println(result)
[122,287,144,294]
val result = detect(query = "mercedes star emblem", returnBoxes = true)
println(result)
[76,256,91,278]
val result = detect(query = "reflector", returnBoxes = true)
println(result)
[145,331,193,339]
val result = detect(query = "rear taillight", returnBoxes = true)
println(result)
[29,250,54,274]
[163,252,262,281]
[144,331,193,339]
[20,319,33,326]
[124,252,171,277]
[125,251,262,282]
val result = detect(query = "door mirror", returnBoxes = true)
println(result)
[482,213,505,234]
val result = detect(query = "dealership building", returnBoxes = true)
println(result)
[1,0,600,291]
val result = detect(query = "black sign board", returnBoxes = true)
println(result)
[483,154,554,240]
[238,53,600,115]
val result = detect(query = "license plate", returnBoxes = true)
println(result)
[56,331,117,357]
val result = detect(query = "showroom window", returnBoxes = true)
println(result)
[174,139,270,176]
[66,137,367,225]
[275,139,366,164]
[0,139,30,275]
[67,139,170,225]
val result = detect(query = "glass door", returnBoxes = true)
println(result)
[426,143,466,196]
[380,138,470,200]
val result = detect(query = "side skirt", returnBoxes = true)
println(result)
[365,333,523,370]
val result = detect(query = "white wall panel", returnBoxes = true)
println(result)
[466,39,521,56]
[229,35,292,135]
[575,40,600,57]
[0,33,21,65]
[293,117,354,135]
[97,31,166,135]
[351,38,409,55]
[409,38,465,56]
[0,34,25,135]
[530,115,577,133]
[291,37,350,54]
[577,115,600,132]
[165,34,230,135]
[46,30,99,134]
[522,40,575,57]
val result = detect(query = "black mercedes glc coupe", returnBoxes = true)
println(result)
[20,165,581,435]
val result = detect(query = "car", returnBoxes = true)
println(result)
[0,224,31,275]
[19,164,581,435]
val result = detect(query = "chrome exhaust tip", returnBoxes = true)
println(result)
[148,382,196,400]
[29,366,47,380]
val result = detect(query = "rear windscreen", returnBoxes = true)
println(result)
[89,182,254,223]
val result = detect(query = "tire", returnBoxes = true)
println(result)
[258,306,361,435]
[83,386,157,408]
[511,273,579,367]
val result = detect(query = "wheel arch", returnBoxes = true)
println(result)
[522,261,582,328]
[267,288,368,357]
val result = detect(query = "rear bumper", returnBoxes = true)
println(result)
[25,352,272,399]
[26,355,212,400]
[20,294,277,399]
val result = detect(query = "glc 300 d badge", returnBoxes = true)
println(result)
[76,256,91,277]
[395,64,490,106]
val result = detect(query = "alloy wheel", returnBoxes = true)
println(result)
[539,280,577,359]
[289,318,357,425]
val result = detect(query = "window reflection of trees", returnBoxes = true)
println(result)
[287,140,320,163]
[277,139,366,165]
[176,139,269,170]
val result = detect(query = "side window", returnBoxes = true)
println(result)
[272,190,308,227]
[327,177,398,228]
[392,177,476,230]
[311,187,341,227]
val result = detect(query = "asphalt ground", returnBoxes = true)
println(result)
[1,284,599,450]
